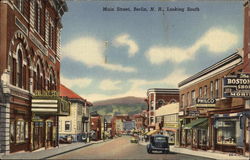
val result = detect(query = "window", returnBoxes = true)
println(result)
[150,117,154,124]
[215,79,219,98]
[77,121,81,131]
[16,0,23,13]
[156,99,165,109]
[35,2,41,34]
[65,121,71,131]
[181,94,185,108]
[78,105,82,115]
[199,87,202,98]
[17,51,23,88]
[191,90,196,105]
[16,120,25,143]
[12,58,17,85]
[49,23,54,48]
[10,121,15,143]
[204,85,207,98]
[210,81,214,98]
[25,122,28,139]
[187,92,190,106]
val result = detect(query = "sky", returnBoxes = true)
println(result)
[60,0,243,102]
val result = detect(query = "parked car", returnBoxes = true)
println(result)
[147,134,169,154]
[59,135,73,144]
[130,135,139,143]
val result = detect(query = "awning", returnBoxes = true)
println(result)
[183,118,207,129]
[194,119,208,130]
[146,130,158,136]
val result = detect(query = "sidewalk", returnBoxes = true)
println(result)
[139,141,249,160]
[1,140,107,160]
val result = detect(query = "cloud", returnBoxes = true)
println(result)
[113,34,139,57]
[99,79,122,91]
[62,37,137,72]
[82,68,189,102]
[61,76,92,88]
[146,27,238,65]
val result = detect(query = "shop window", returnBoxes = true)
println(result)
[216,121,236,145]
[65,121,71,131]
[16,120,25,143]
[35,1,42,34]
[77,121,81,131]
[25,122,28,139]
[10,121,15,143]
[199,130,207,146]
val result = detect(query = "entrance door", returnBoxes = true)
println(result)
[47,122,53,147]
[33,121,45,150]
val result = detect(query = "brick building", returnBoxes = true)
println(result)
[146,88,179,130]
[0,0,67,154]
[178,51,245,151]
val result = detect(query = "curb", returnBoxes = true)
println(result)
[43,140,110,159]
[42,143,94,159]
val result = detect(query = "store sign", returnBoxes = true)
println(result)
[196,98,216,104]
[163,123,178,128]
[187,110,200,116]
[33,90,59,97]
[223,74,250,98]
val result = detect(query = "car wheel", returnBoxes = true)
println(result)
[147,148,152,154]
[163,150,169,154]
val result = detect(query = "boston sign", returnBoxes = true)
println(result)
[223,74,250,98]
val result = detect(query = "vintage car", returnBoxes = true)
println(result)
[59,135,73,144]
[130,136,139,143]
[147,134,169,154]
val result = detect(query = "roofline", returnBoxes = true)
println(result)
[147,88,179,95]
[178,51,242,87]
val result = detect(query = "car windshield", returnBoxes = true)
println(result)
[154,137,167,142]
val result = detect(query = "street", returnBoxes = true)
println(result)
[50,136,214,160]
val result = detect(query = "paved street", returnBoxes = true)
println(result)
[50,136,213,160]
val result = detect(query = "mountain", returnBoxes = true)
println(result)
[90,96,147,116]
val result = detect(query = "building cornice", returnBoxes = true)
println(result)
[178,52,242,88]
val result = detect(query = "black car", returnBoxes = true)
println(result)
[147,134,169,154]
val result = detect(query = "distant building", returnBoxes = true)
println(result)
[59,84,92,142]
[146,88,179,130]
[90,114,102,141]
[155,103,179,145]
[111,115,130,137]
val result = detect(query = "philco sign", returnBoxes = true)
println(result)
[195,98,216,108]
[196,98,216,104]
[224,74,250,98]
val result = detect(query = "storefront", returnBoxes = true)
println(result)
[162,123,178,144]
[183,118,208,149]
[31,93,70,151]
[212,113,243,153]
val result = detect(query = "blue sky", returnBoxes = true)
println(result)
[60,0,243,102]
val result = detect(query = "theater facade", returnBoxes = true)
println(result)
[0,0,68,154]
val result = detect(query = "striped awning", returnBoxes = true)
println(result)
[183,118,207,130]
[146,130,158,136]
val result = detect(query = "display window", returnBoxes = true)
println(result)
[186,130,191,145]
[181,129,186,145]
[192,129,197,146]
[199,130,207,146]
[216,120,236,145]
[10,121,15,143]
[16,120,25,143]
